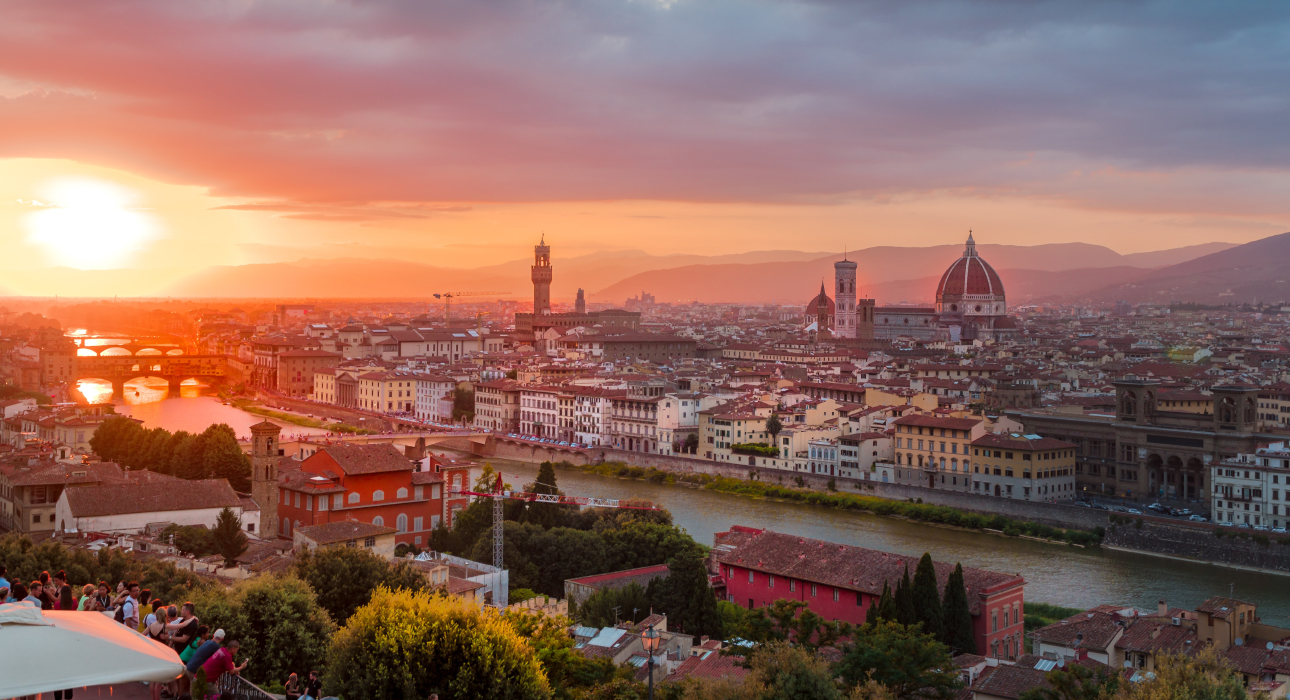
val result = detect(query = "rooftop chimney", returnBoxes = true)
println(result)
[1158,600,1168,617]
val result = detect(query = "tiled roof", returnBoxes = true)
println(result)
[64,479,241,517]
[666,653,749,684]
[1031,610,1124,650]
[297,521,396,545]
[711,528,1022,616]
[319,443,413,475]
[1196,596,1251,618]
[7,461,123,487]
[1115,619,1199,656]
[972,434,1076,451]
[567,564,671,590]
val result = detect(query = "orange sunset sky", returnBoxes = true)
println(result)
[1,2,1288,296]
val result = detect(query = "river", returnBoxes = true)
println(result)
[71,377,1290,621]
[478,458,1290,621]
[77,377,334,440]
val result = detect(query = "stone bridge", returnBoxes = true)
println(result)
[76,354,232,397]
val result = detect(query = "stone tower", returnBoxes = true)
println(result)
[855,297,876,340]
[575,288,586,314]
[532,235,553,316]
[815,281,831,339]
[250,420,282,538]
[833,253,858,339]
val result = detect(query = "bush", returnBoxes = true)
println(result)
[293,546,430,624]
[730,442,779,457]
[326,587,549,699]
[189,575,335,687]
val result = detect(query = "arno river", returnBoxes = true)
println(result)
[83,380,1290,621]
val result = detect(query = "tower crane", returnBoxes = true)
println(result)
[452,472,659,576]
[433,291,511,323]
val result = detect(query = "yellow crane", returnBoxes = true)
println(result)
[433,291,510,323]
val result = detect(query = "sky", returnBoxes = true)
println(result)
[1,0,1289,294]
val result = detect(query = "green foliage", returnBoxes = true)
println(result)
[894,566,916,627]
[0,533,209,603]
[160,524,215,557]
[651,547,723,639]
[521,462,571,530]
[877,581,896,623]
[0,385,52,404]
[730,443,779,457]
[729,599,851,652]
[577,582,654,628]
[941,564,975,654]
[189,575,335,687]
[1019,662,1121,700]
[1117,649,1248,700]
[911,554,944,642]
[212,506,248,569]
[835,620,960,700]
[506,369,519,379]
[683,433,700,454]
[765,413,783,439]
[503,611,620,699]
[88,416,251,490]
[511,588,540,604]
[1023,602,1083,644]
[326,587,550,700]
[293,546,429,624]
[675,643,841,700]
[452,387,475,422]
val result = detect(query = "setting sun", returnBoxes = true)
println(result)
[22,177,160,269]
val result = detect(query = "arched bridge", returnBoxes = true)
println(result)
[76,354,232,396]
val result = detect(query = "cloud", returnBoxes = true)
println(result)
[0,0,1287,216]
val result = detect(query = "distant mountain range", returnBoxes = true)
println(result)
[2,237,1278,304]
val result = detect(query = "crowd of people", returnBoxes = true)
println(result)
[0,565,331,699]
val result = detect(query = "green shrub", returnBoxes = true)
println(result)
[731,442,779,457]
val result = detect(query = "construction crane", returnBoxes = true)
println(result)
[452,472,659,574]
[433,291,510,323]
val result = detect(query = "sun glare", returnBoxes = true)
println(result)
[22,177,160,269]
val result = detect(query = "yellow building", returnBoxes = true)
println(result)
[969,433,1077,501]
[891,415,985,490]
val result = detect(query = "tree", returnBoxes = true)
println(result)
[577,582,652,628]
[503,610,619,699]
[1019,662,1121,700]
[894,566,916,627]
[212,506,248,569]
[765,413,783,442]
[729,599,850,652]
[201,424,252,491]
[650,547,723,639]
[160,524,214,557]
[190,575,335,687]
[522,462,567,529]
[911,554,944,642]
[1115,648,1247,700]
[941,564,975,654]
[684,433,699,454]
[293,546,428,624]
[600,521,701,572]
[326,587,549,699]
[835,620,959,700]
[474,462,512,493]
[877,581,896,623]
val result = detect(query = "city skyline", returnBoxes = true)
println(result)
[2,1,1289,290]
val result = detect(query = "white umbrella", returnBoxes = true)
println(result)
[0,602,184,699]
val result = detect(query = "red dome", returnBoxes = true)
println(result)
[806,290,835,315]
[935,236,1004,300]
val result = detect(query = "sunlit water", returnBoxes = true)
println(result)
[468,458,1290,620]
[76,377,334,440]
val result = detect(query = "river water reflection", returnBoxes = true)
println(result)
[481,458,1290,620]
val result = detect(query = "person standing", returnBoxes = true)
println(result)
[121,582,141,629]
[203,639,247,687]
[168,602,200,654]
[136,589,153,631]
[0,564,9,592]
[179,626,209,666]
[25,580,46,608]
[185,629,226,676]
[57,585,74,611]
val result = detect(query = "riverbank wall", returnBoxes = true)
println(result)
[256,391,394,431]
[1104,521,1290,573]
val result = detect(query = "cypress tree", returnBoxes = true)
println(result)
[895,565,916,627]
[942,563,977,654]
[877,580,897,622]
[912,553,945,642]
[865,583,884,626]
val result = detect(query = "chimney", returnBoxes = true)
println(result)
[1158,600,1168,617]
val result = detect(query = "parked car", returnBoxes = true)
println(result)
[1273,527,1288,534]
[1189,515,1208,522]
[1075,501,1091,508]
[1148,503,1165,512]
[1169,508,1183,517]
[1237,522,1251,529]
[1092,503,1109,510]
[1255,525,1270,532]
[1127,508,1142,515]
[1220,522,1234,528]
[1180,509,1192,516]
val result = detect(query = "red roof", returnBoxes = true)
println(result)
[936,236,1004,300]
[565,564,670,588]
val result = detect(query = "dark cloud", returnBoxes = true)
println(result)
[0,0,1285,210]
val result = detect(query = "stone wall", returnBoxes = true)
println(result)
[1104,521,1290,573]
[256,391,394,431]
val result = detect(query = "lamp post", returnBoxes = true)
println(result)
[642,624,661,700]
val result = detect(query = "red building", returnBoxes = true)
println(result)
[710,526,1026,659]
[275,442,473,548]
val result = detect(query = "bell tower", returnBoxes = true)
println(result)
[250,420,283,538]
[532,235,553,316]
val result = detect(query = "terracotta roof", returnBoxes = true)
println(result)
[972,434,1076,451]
[447,577,486,595]
[666,653,749,684]
[1115,619,1199,656]
[1030,610,1124,651]
[7,461,123,487]
[712,528,1022,616]
[892,415,982,430]
[566,564,670,590]
[64,479,241,517]
[1196,596,1251,619]
[319,443,413,476]
[296,520,396,545]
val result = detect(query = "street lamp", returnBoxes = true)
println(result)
[642,624,661,700]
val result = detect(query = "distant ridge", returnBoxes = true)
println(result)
[1087,232,1290,304]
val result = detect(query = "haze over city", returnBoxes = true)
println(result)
[5,3,1290,700]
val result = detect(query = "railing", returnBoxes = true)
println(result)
[214,673,277,700]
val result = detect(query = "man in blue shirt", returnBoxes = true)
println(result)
[0,565,10,593]
[185,628,225,675]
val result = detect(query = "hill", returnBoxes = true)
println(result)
[1088,232,1290,304]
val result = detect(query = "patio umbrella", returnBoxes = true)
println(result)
[0,602,184,699]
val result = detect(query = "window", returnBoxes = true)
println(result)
[348,492,359,504]
[373,516,384,526]
[992,611,998,632]
[364,537,375,547]
[415,485,424,500]
[397,514,408,533]
[769,575,775,589]
[397,487,409,499]
[334,494,344,509]
[811,584,818,597]
[306,495,313,511]
[414,516,423,531]
[373,490,385,502]
[790,580,796,592]
[833,589,839,602]
[319,496,328,511]
[294,492,301,508]
[748,570,754,583]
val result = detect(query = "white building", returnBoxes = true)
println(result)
[838,431,893,479]
[415,374,460,423]
[520,386,561,438]
[1212,442,1290,530]
[807,438,839,476]
[573,387,622,446]
[654,393,702,455]
[55,478,259,535]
